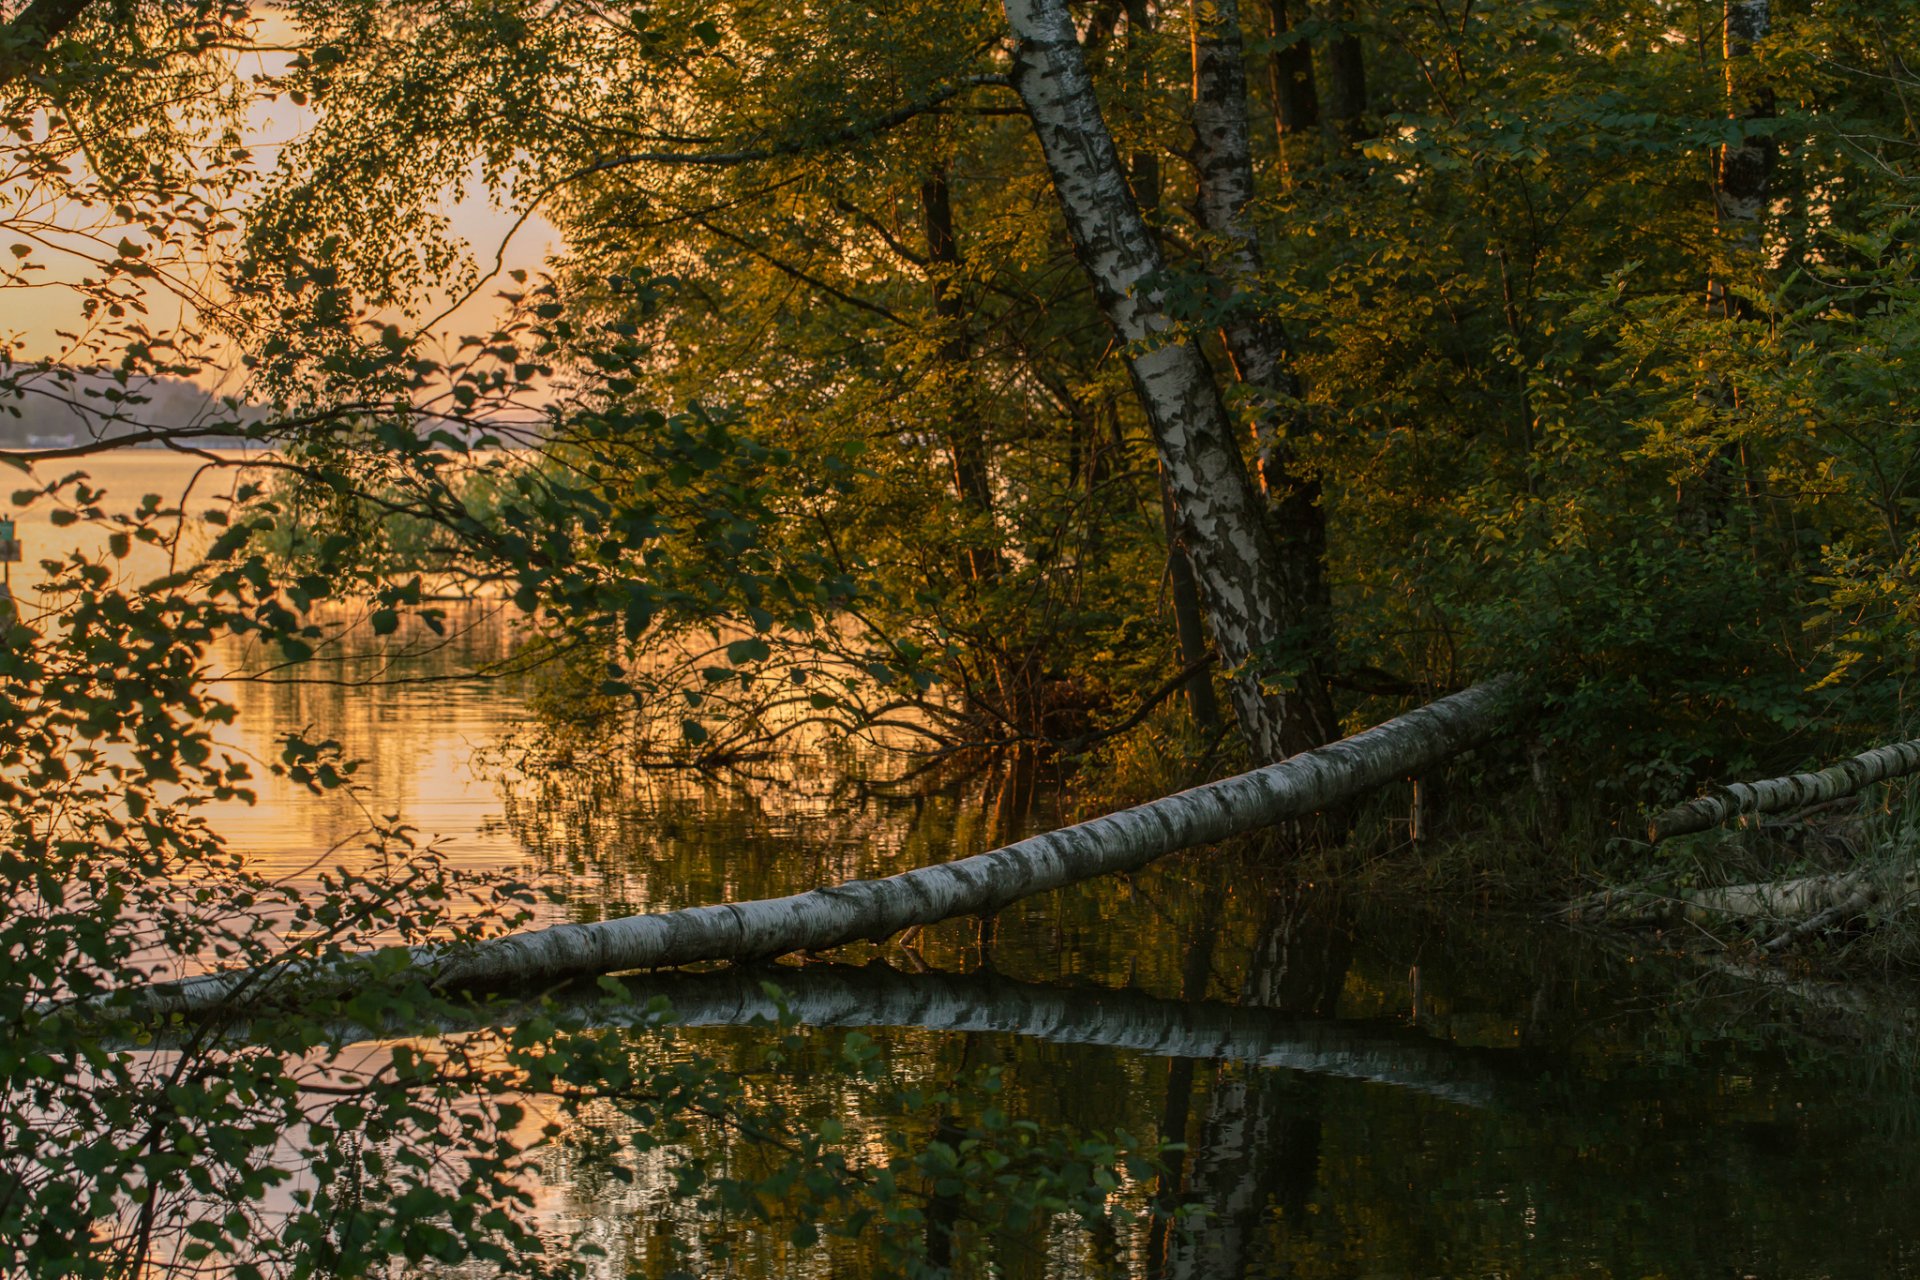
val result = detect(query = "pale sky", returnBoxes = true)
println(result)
[0,6,560,381]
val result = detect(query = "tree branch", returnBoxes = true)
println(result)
[580,74,1010,172]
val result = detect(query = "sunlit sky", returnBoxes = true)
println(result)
[0,5,560,377]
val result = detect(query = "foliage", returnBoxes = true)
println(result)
[9,0,1920,1272]
[0,5,1162,1275]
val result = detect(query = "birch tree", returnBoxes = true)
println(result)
[1191,0,1338,749]
[1003,0,1323,761]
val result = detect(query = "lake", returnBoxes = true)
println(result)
[15,451,1920,1277]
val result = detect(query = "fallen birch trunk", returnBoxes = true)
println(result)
[1648,739,1920,843]
[107,676,1519,1021]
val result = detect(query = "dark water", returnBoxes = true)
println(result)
[205,606,1920,1279]
[24,455,1915,1277]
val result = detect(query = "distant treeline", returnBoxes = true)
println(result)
[0,365,261,450]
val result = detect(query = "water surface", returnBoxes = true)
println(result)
[19,452,1920,1277]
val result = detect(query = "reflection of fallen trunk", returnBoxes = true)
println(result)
[110,678,1520,1020]
[1648,740,1920,843]
[624,967,1504,1108]
[175,963,1514,1109]
[1569,864,1919,952]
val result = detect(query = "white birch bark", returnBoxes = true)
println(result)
[1570,863,1919,954]
[1190,0,1337,751]
[1004,0,1304,761]
[1573,867,1905,927]
[106,677,1518,1020]
[1648,738,1920,842]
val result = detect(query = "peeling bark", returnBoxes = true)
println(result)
[1004,0,1316,760]
[106,678,1519,1020]
[1648,738,1920,843]
[1190,0,1338,751]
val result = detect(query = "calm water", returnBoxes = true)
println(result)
[18,453,1920,1277]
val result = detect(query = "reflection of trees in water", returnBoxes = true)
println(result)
[493,743,1057,934]
[207,601,532,874]
[1138,890,1920,1280]
[1161,888,1346,1280]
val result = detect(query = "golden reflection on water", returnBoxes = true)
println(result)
[207,601,537,888]
[7,450,548,903]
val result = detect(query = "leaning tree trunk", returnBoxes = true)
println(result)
[105,678,1519,1021]
[1004,0,1313,762]
[1191,0,1338,751]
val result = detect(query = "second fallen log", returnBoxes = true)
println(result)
[1648,739,1920,844]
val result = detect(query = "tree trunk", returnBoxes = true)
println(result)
[1122,7,1219,734]
[1262,0,1319,185]
[921,165,1000,585]
[1715,0,1773,233]
[108,678,1519,1020]
[1191,0,1338,751]
[922,164,1033,730]
[1323,0,1368,139]
[1648,738,1920,842]
[1004,0,1317,760]
[1161,470,1223,730]
[1569,863,1919,954]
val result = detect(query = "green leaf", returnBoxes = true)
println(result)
[726,636,770,665]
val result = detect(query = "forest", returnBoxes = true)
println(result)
[5,0,1920,1274]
